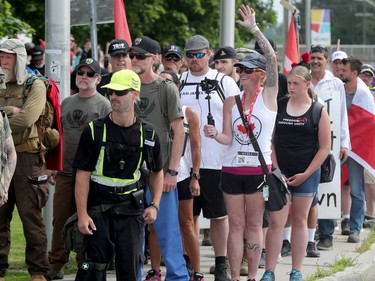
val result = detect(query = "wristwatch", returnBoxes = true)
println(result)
[149,201,160,212]
[167,169,178,176]
[191,172,201,180]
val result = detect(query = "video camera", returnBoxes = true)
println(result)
[200,78,219,126]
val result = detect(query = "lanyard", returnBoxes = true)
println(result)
[241,87,262,125]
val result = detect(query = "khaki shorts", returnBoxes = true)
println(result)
[364,169,375,184]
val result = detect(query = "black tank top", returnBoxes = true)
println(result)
[275,98,318,175]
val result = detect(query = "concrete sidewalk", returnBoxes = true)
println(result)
[62,228,375,281]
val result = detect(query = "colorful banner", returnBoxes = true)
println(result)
[114,0,132,46]
[311,9,331,46]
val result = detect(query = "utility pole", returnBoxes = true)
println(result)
[44,0,71,250]
[220,0,235,47]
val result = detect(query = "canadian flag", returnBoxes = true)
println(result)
[114,0,132,46]
[284,17,298,75]
[348,78,375,176]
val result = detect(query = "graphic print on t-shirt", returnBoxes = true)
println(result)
[136,97,156,118]
[233,114,262,145]
[66,109,95,129]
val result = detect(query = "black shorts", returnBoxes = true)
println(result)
[177,177,193,201]
[220,172,264,195]
[193,169,227,219]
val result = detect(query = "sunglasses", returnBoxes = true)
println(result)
[186,52,206,59]
[77,69,96,78]
[164,56,181,62]
[236,67,260,74]
[129,53,153,60]
[107,89,132,96]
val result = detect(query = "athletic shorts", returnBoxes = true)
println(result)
[193,169,227,218]
[284,168,320,197]
[220,172,264,195]
[177,177,193,201]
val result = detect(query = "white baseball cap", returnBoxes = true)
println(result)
[331,50,348,62]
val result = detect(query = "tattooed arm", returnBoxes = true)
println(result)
[237,4,278,111]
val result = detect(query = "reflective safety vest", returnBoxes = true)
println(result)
[89,118,155,195]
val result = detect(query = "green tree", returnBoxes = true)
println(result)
[11,0,277,49]
[0,0,35,38]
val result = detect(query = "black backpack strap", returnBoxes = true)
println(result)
[312,100,324,129]
[141,121,156,167]
[214,72,226,103]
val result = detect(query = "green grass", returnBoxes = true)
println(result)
[304,257,355,281]
[357,227,375,254]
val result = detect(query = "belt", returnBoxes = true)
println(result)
[91,180,144,195]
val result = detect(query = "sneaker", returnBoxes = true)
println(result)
[201,229,212,246]
[31,275,47,281]
[306,241,320,257]
[363,216,375,228]
[289,269,302,281]
[258,248,266,268]
[317,237,333,250]
[191,272,205,281]
[144,269,161,281]
[347,233,360,243]
[49,269,64,280]
[341,218,350,235]
[214,263,230,281]
[281,239,291,257]
[260,270,275,281]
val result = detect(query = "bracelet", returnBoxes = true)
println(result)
[250,26,260,34]
[249,23,257,30]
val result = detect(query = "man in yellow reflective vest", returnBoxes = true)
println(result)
[73,69,163,281]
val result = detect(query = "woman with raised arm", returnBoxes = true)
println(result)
[203,4,281,281]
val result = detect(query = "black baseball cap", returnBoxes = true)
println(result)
[213,46,236,61]
[76,58,101,74]
[130,36,161,54]
[162,45,182,59]
[32,45,45,60]
[109,40,129,56]
[254,38,277,55]
[234,53,267,71]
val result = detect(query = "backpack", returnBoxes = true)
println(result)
[23,68,63,170]
[311,100,336,183]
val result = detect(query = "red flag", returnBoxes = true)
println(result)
[284,17,298,75]
[348,79,375,176]
[114,0,132,46]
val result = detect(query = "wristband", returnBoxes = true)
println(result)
[250,26,260,34]
[249,23,257,30]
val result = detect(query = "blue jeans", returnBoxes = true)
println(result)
[346,157,365,234]
[145,187,188,281]
[318,219,336,241]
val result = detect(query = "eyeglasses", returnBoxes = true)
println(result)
[107,89,132,96]
[186,52,206,59]
[236,67,260,74]
[164,55,181,62]
[129,53,153,60]
[77,69,96,78]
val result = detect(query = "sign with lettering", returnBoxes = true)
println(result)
[316,90,341,219]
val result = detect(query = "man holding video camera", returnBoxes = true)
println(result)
[179,35,240,281]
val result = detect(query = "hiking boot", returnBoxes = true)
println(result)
[240,255,248,276]
[317,237,333,250]
[258,248,266,268]
[281,239,291,257]
[49,268,64,280]
[214,263,230,281]
[201,229,212,246]
[306,241,320,257]
[144,269,161,281]
[191,272,205,281]
[31,275,47,281]
[341,218,350,235]
[210,257,230,274]
[347,233,360,243]
[289,269,302,281]
[260,270,275,281]
[363,216,375,228]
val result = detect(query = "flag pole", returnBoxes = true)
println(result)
[337,39,341,51]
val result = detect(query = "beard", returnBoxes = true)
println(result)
[341,77,350,83]
[2,68,15,82]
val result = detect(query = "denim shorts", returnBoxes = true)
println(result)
[284,168,320,197]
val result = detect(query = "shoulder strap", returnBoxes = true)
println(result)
[234,95,269,174]
[142,121,155,165]
[158,78,170,118]
[214,72,226,103]
[312,101,324,129]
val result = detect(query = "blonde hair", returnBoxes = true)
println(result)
[288,66,316,100]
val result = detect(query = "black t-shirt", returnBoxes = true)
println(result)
[73,115,163,205]
[97,73,113,96]
[274,98,318,175]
